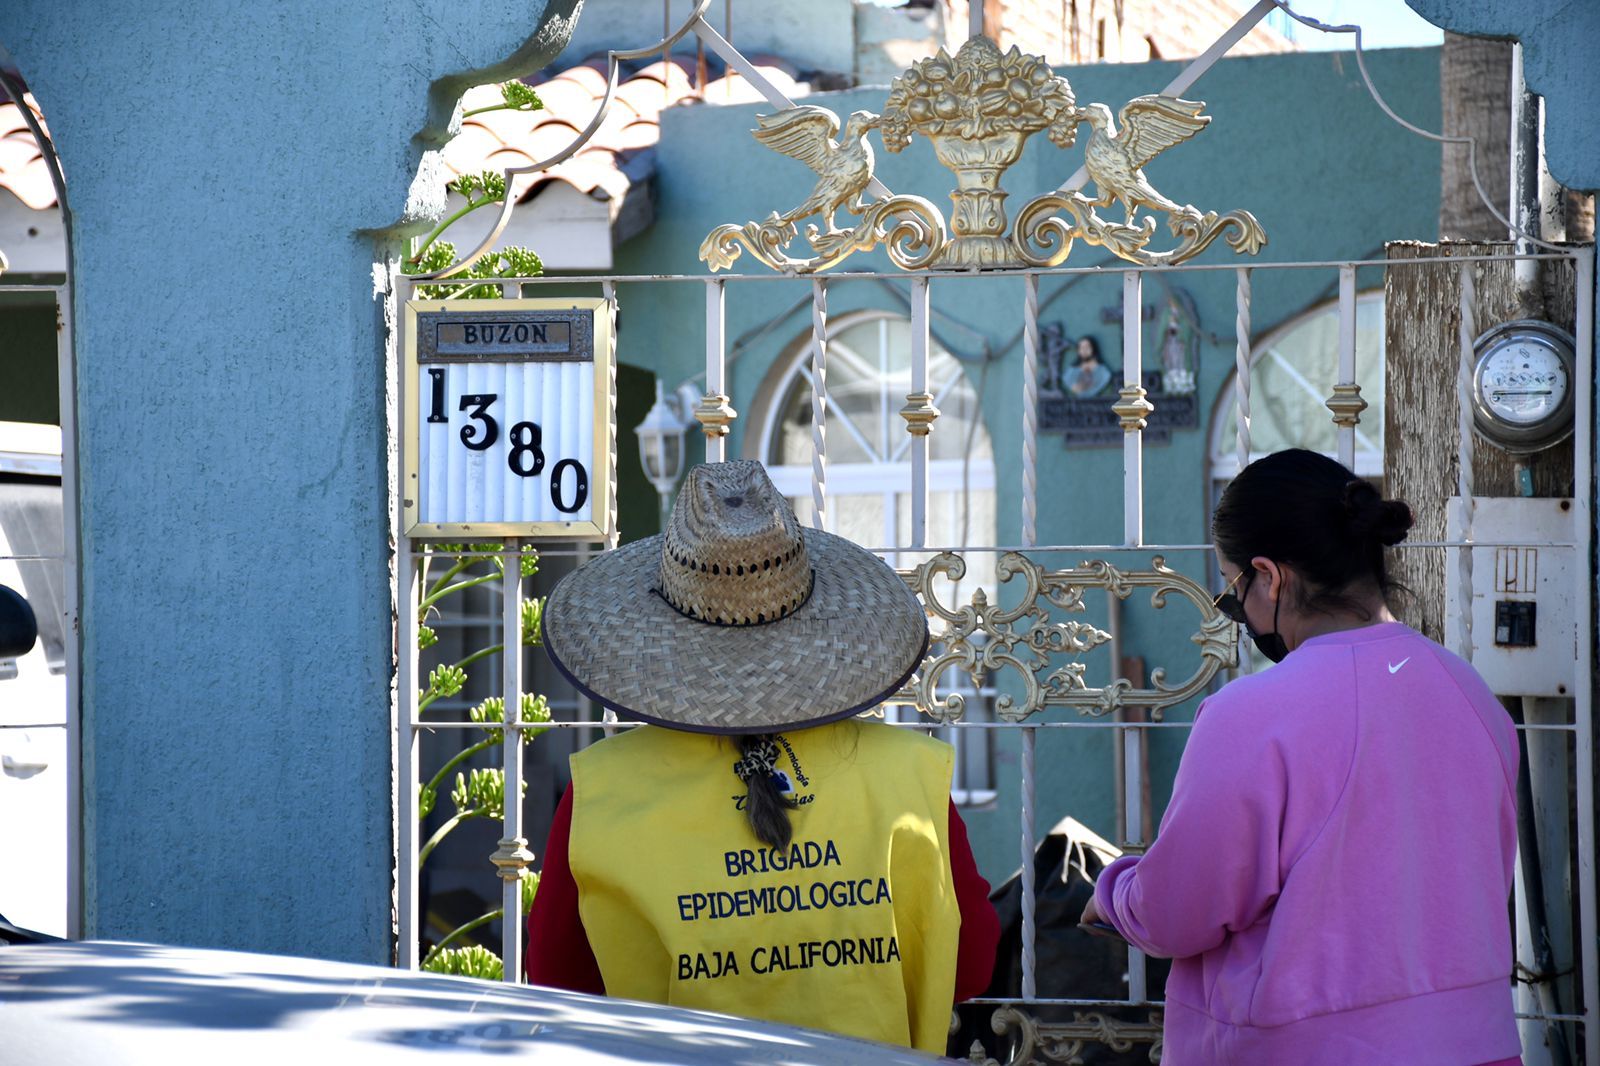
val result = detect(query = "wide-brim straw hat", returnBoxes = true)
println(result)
[542,459,929,734]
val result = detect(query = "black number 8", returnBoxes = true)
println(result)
[508,421,545,477]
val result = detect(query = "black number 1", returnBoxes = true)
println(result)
[458,394,499,451]
[426,368,447,423]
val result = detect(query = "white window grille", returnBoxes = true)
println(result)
[754,309,997,590]
[1208,288,1387,481]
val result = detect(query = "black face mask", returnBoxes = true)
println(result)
[1247,597,1290,663]
[1218,570,1290,664]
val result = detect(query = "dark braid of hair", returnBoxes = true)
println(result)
[737,733,798,850]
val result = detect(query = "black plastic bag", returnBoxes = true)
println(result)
[951,818,1168,1064]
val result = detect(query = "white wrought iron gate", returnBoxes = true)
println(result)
[394,4,1599,1063]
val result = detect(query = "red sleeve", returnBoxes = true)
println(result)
[523,783,605,994]
[949,800,1000,1001]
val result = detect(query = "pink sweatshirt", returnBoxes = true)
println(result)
[1096,622,1522,1065]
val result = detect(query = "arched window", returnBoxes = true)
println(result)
[751,311,998,804]
[1207,290,1386,672]
[1209,290,1387,480]
[754,311,996,588]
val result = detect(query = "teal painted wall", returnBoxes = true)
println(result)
[0,0,579,962]
[601,46,1442,881]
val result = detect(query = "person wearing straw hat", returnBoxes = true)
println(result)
[525,459,1000,1054]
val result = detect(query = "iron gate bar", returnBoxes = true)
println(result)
[1121,272,1146,548]
[1455,262,1479,663]
[702,279,727,463]
[808,280,827,528]
[1573,249,1595,1066]
[603,282,620,550]
[908,276,931,548]
[406,719,1585,734]
[1051,0,1279,198]
[409,252,1583,294]
[1021,275,1039,550]
[495,536,528,977]
[1234,267,1253,483]
[389,539,1588,560]
[397,536,421,969]
[1335,265,1359,470]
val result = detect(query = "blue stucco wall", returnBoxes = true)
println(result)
[1408,0,1600,193]
[0,0,578,962]
[601,46,1442,880]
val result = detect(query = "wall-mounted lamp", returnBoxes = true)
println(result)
[633,381,702,527]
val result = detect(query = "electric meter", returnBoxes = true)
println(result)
[1470,318,1575,454]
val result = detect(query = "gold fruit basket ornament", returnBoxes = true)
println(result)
[700,36,1266,274]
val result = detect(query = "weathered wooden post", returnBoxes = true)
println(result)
[1383,240,1575,641]
[1385,238,1579,1061]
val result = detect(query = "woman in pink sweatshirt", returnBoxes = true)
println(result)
[1082,449,1522,1065]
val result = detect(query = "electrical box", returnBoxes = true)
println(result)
[1444,496,1577,698]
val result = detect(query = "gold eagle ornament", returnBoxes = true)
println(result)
[1081,96,1211,224]
[753,106,880,234]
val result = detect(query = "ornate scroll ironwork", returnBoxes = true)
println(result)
[966,1006,1165,1066]
[895,553,1236,723]
[700,36,1265,273]
[701,192,947,274]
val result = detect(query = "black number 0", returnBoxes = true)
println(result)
[458,394,498,451]
[550,458,588,514]
[508,421,545,477]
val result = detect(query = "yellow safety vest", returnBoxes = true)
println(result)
[568,719,961,1053]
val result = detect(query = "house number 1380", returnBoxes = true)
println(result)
[426,369,589,514]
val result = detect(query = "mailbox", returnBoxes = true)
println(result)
[403,298,615,541]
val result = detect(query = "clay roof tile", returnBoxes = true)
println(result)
[0,96,56,210]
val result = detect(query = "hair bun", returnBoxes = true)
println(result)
[1343,480,1414,547]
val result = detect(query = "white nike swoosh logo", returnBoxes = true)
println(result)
[1388,658,1410,674]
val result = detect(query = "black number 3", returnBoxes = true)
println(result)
[508,421,545,477]
[458,394,498,451]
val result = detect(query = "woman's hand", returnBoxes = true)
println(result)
[1078,894,1122,938]
[1079,895,1103,927]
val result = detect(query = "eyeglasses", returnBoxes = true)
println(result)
[1213,569,1252,625]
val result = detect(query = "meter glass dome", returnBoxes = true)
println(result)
[1470,319,1576,454]
[1478,341,1568,426]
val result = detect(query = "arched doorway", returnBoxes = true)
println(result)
[0,55,76,939]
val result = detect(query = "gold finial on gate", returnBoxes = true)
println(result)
[490,836,535,882]
[1325,382,1368,428]
[1112,385,1156,431]
[900,392,940,437]
[700,38,1267,274]
[693,393,738,439]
